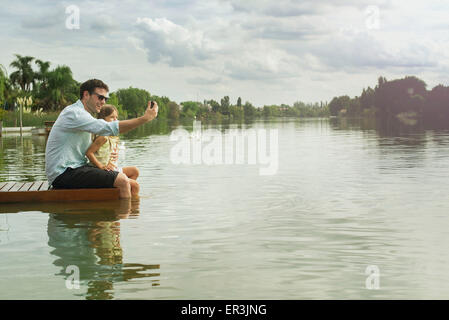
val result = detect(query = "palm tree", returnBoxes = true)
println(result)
[9,54,36,92]
[34,59,51,93]
[47,65,76,109]
[0,64,17,109]
[0,64,8,104]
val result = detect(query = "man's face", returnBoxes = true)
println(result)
[85,88,108,114]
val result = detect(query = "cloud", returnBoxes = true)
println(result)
[312,32,438,71]
[228,0,388,17]
[228,0,321,16]
[2,0,449,106]
[90,16,120,33]
[20,7,64,29]
[188,76,222,85]
[135,17,219,67]
[223,45,300,80]
[107,70,130,81]
[240,16,328,41]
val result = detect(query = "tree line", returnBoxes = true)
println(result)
[329,76,449,126]
[1,54,329,124]
[3,55,449,126]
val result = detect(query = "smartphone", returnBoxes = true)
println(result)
[150,101,155,109]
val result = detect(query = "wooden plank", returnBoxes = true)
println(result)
[0,182,18,192]
[0,182,8,191]
[39,181,49,191]
[28,181,44,192]
[19,182,34,192]
[0,188,120,203]
[9,183,25,192]
[0,199,126,214]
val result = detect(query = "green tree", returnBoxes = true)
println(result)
[0,64,18,110]
[220,96,230,115]
[243,101,256,118]
[424,85,449,124]
[237,97,242,107]
[346,97,361,116]
[33,59,51,97]
[46,65,78,110]
[116,87,151,118]
[374,76,427,116]
[107,92,127,119]
[196,103,210,119]
[0,64,9,106]
[329,95,351,116]
[229,105,243,119]
[181,101,200,118]
[209,99,220,113]
[360,87,375,111]
[9,54,36,93]
[167,101,180,120]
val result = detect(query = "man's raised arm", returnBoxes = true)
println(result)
[119,101,158,134]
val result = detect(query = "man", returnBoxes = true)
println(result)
[45,79,158,198]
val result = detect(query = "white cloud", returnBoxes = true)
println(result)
[90,16,120,33]
[135,17,219,67]
[311,31,438,71]
[1,0,449,106]
[223,44,300,80]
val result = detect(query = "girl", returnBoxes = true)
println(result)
[86,104,140,197]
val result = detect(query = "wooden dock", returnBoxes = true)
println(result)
[0,181,120,203]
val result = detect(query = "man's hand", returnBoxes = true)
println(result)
[118,100,159,134]
[143,101,158,122]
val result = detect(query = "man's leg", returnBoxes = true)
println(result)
[52,165,120,192]
[113,173,132,199]
[129,179,140,198]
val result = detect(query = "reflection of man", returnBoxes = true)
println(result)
[46,200,160,300]
[45,79,158,198]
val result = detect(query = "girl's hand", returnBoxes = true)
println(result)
[110,149,118,162]
[104,162,117,171]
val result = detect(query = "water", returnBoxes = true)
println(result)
[2,118,449,299]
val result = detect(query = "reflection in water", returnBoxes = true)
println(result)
[329,116,428,142]
[0,134,48,182]
[329,116,430,171]
[45,199,160,300]
[5,118,449,299]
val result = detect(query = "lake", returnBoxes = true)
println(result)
[1,117,449,299]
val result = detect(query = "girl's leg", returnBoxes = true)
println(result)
[122,166,139,180]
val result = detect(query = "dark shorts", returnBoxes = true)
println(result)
[52,165,119,189]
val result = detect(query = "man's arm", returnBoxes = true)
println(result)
[119,101,159,134]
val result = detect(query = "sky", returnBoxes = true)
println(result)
[0,0,448,107]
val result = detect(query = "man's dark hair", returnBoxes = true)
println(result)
[79,79,109,100]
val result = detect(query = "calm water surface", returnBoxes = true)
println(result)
[1,118,449,299]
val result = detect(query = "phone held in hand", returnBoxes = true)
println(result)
[150,101,155,109]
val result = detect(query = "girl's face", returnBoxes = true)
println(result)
[104,111,118,122]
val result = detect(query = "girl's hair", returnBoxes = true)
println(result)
[97,104,118,120]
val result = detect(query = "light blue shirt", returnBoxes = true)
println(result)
[45,100,119,185]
